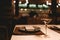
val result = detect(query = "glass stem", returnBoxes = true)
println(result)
[45,23,47,35]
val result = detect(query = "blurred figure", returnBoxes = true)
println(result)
[28,11,39,24]
[29,11,38,18]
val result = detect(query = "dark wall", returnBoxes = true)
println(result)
[0,0,11,15]
[0,0,15,40]
[50,0,58,24]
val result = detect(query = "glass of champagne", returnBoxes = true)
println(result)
[41,18,52,36]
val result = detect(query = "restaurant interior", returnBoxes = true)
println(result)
[0,0,60,40]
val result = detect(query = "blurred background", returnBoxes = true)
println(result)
[13,0,60,25]
[0,0,60,40]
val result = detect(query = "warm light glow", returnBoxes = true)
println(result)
[58,3,60,6]
[20,8,23,11]
[24,9,27,11]
[14,1,16,3]
[56,5,59,8]
[46,1,51,5]
[39,9,42,11]
[19,1,22,4]
[19,0,29,5]
[25,0,29,5]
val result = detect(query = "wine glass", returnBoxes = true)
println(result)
[41,18,52,36]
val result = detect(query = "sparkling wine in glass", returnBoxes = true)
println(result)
[41,18,52,36]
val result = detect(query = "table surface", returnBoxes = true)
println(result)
[11,25,60,40]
